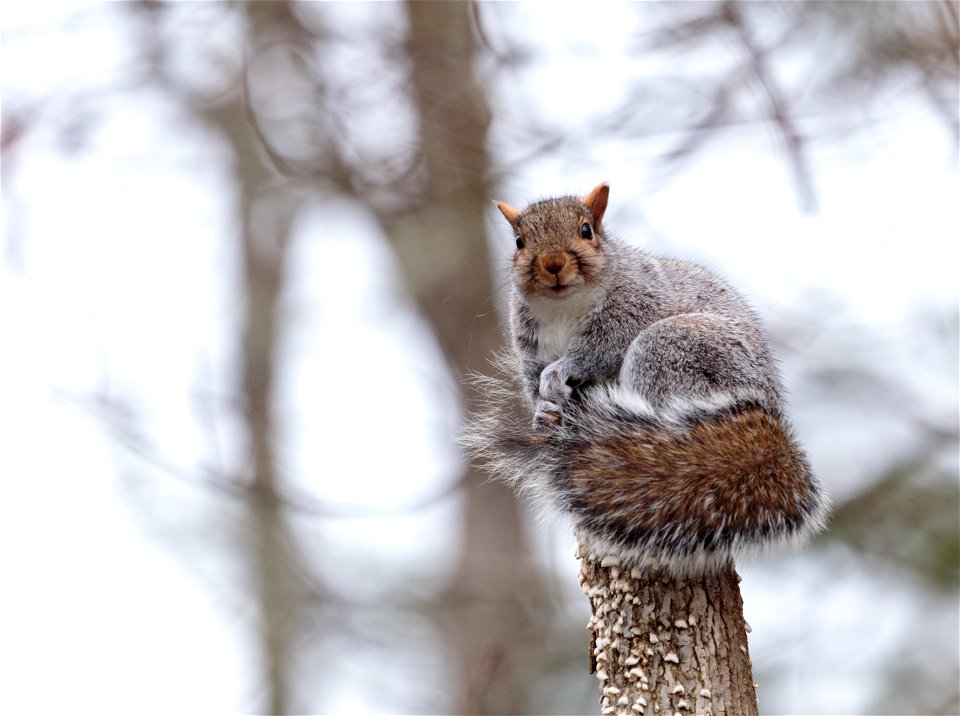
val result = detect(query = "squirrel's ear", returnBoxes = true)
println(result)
[494,200,521,227]
[582,183,610,226]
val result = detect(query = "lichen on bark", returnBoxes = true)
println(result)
[578,543,759,716]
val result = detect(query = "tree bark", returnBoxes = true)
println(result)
[579,544,758,716]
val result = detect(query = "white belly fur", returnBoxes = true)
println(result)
[528,285,604,362]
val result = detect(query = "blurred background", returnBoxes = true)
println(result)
[2,1,957,714]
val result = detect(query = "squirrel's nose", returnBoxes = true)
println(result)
[542,254,567,275]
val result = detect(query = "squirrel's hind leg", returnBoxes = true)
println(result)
[619,313,780,414]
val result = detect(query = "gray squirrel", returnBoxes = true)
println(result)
[463,183,828,573]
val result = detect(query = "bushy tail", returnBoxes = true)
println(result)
[462,352,829,573]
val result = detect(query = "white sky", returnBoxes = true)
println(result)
[2,2,957,714]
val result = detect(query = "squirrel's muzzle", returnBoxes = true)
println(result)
[536,252,580,289]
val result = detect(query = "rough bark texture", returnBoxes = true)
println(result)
[579,543,759,716]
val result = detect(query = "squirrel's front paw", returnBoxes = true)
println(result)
[539,361,573,405]
[532,399,562,431]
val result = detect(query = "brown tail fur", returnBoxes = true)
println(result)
[463,356,828,573]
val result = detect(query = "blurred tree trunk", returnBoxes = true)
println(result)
[227,111,301,715]
[368,2,550,713]
[210,5,319,713]
[127,2,320,712]
[205,67,301,716]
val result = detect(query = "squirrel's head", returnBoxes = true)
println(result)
[495,183,610,301]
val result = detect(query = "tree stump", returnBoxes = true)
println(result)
[578,543,759,716]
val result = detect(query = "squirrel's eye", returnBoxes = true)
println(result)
[516,236,524,250]
[580,223,593,240]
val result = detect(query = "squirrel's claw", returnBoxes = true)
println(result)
[532,399,562,431]
[539,360,573,405]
